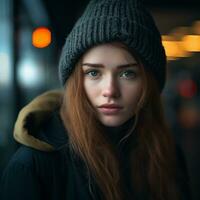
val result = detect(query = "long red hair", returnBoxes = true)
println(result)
[60,42,180,200]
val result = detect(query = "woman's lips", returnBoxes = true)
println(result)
[98,107,122,115]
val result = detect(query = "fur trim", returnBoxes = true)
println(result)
[14,90,63,151]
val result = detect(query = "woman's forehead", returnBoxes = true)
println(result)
[82,43,137,66]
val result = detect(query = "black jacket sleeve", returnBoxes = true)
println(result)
[0,160,42,200]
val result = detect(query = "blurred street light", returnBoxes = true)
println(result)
[32,27,51,48]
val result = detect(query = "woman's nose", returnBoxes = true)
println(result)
[102,76,120,98]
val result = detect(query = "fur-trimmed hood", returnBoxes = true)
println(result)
[13,90,68,152]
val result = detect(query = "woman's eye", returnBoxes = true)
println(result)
[84,70,100,78]
[120,70,136,79]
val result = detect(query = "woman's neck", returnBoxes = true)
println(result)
[102,117,136,148]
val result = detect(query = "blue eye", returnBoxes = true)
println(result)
[120,70,136,79]
[84,70,100,78]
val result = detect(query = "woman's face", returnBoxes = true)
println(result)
[82,43,143,127]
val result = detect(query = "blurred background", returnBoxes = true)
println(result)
[0,0,200,199]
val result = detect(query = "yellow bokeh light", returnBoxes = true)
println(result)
[182,35,200,52]
[162,35,190,60]
[161,20,200,60]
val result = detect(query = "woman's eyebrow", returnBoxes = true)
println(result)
[82,63,138,69]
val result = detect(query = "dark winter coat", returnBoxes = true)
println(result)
[0,90,191,200]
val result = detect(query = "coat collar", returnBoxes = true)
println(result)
[13,90,64,152]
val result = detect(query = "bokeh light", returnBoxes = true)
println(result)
[32,27,51,48]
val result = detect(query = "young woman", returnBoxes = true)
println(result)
[0,0,191,200]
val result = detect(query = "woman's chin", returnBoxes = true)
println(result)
[98,116,128,127]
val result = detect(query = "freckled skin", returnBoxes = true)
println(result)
[82,43,143,127]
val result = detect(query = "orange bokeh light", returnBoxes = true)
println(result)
[32,27,51,48]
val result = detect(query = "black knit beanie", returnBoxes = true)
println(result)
[58,0,166,92]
